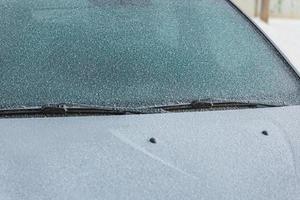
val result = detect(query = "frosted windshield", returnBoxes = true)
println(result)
[0,0,299,108]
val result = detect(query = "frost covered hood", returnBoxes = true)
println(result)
[0,106,300,200]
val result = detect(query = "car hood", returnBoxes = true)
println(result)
[0,106,300,200]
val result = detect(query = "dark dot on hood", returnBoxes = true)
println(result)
[261,130,269,136]
[149,137,157,144]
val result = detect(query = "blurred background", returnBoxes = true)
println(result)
[232,0,300,71]
[233,0,300,18]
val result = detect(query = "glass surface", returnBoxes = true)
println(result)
[0,0,299,109]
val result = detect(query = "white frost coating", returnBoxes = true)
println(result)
[111,129,198,179]
[0,106,299,199]
[0,0,299,109]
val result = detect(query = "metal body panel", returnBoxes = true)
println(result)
[0,106,299,200]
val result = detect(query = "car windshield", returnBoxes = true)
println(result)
[0,0,300,109]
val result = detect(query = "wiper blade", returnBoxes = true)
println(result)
[0,103,146,116]
[146,99,286,111]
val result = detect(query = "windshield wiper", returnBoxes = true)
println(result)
[0,103,148,116]
[0,100,286,117]
[145,99,286,112]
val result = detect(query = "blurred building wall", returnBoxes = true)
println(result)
[232,0,300,18]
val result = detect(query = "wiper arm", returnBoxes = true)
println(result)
[0,100,286,116]
[0,103,146,116]
[146,99,286,112]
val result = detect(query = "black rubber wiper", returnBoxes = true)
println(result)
[0,103,147,117]
[145,99,286,112]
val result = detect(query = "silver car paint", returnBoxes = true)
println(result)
[0,106,299,200]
